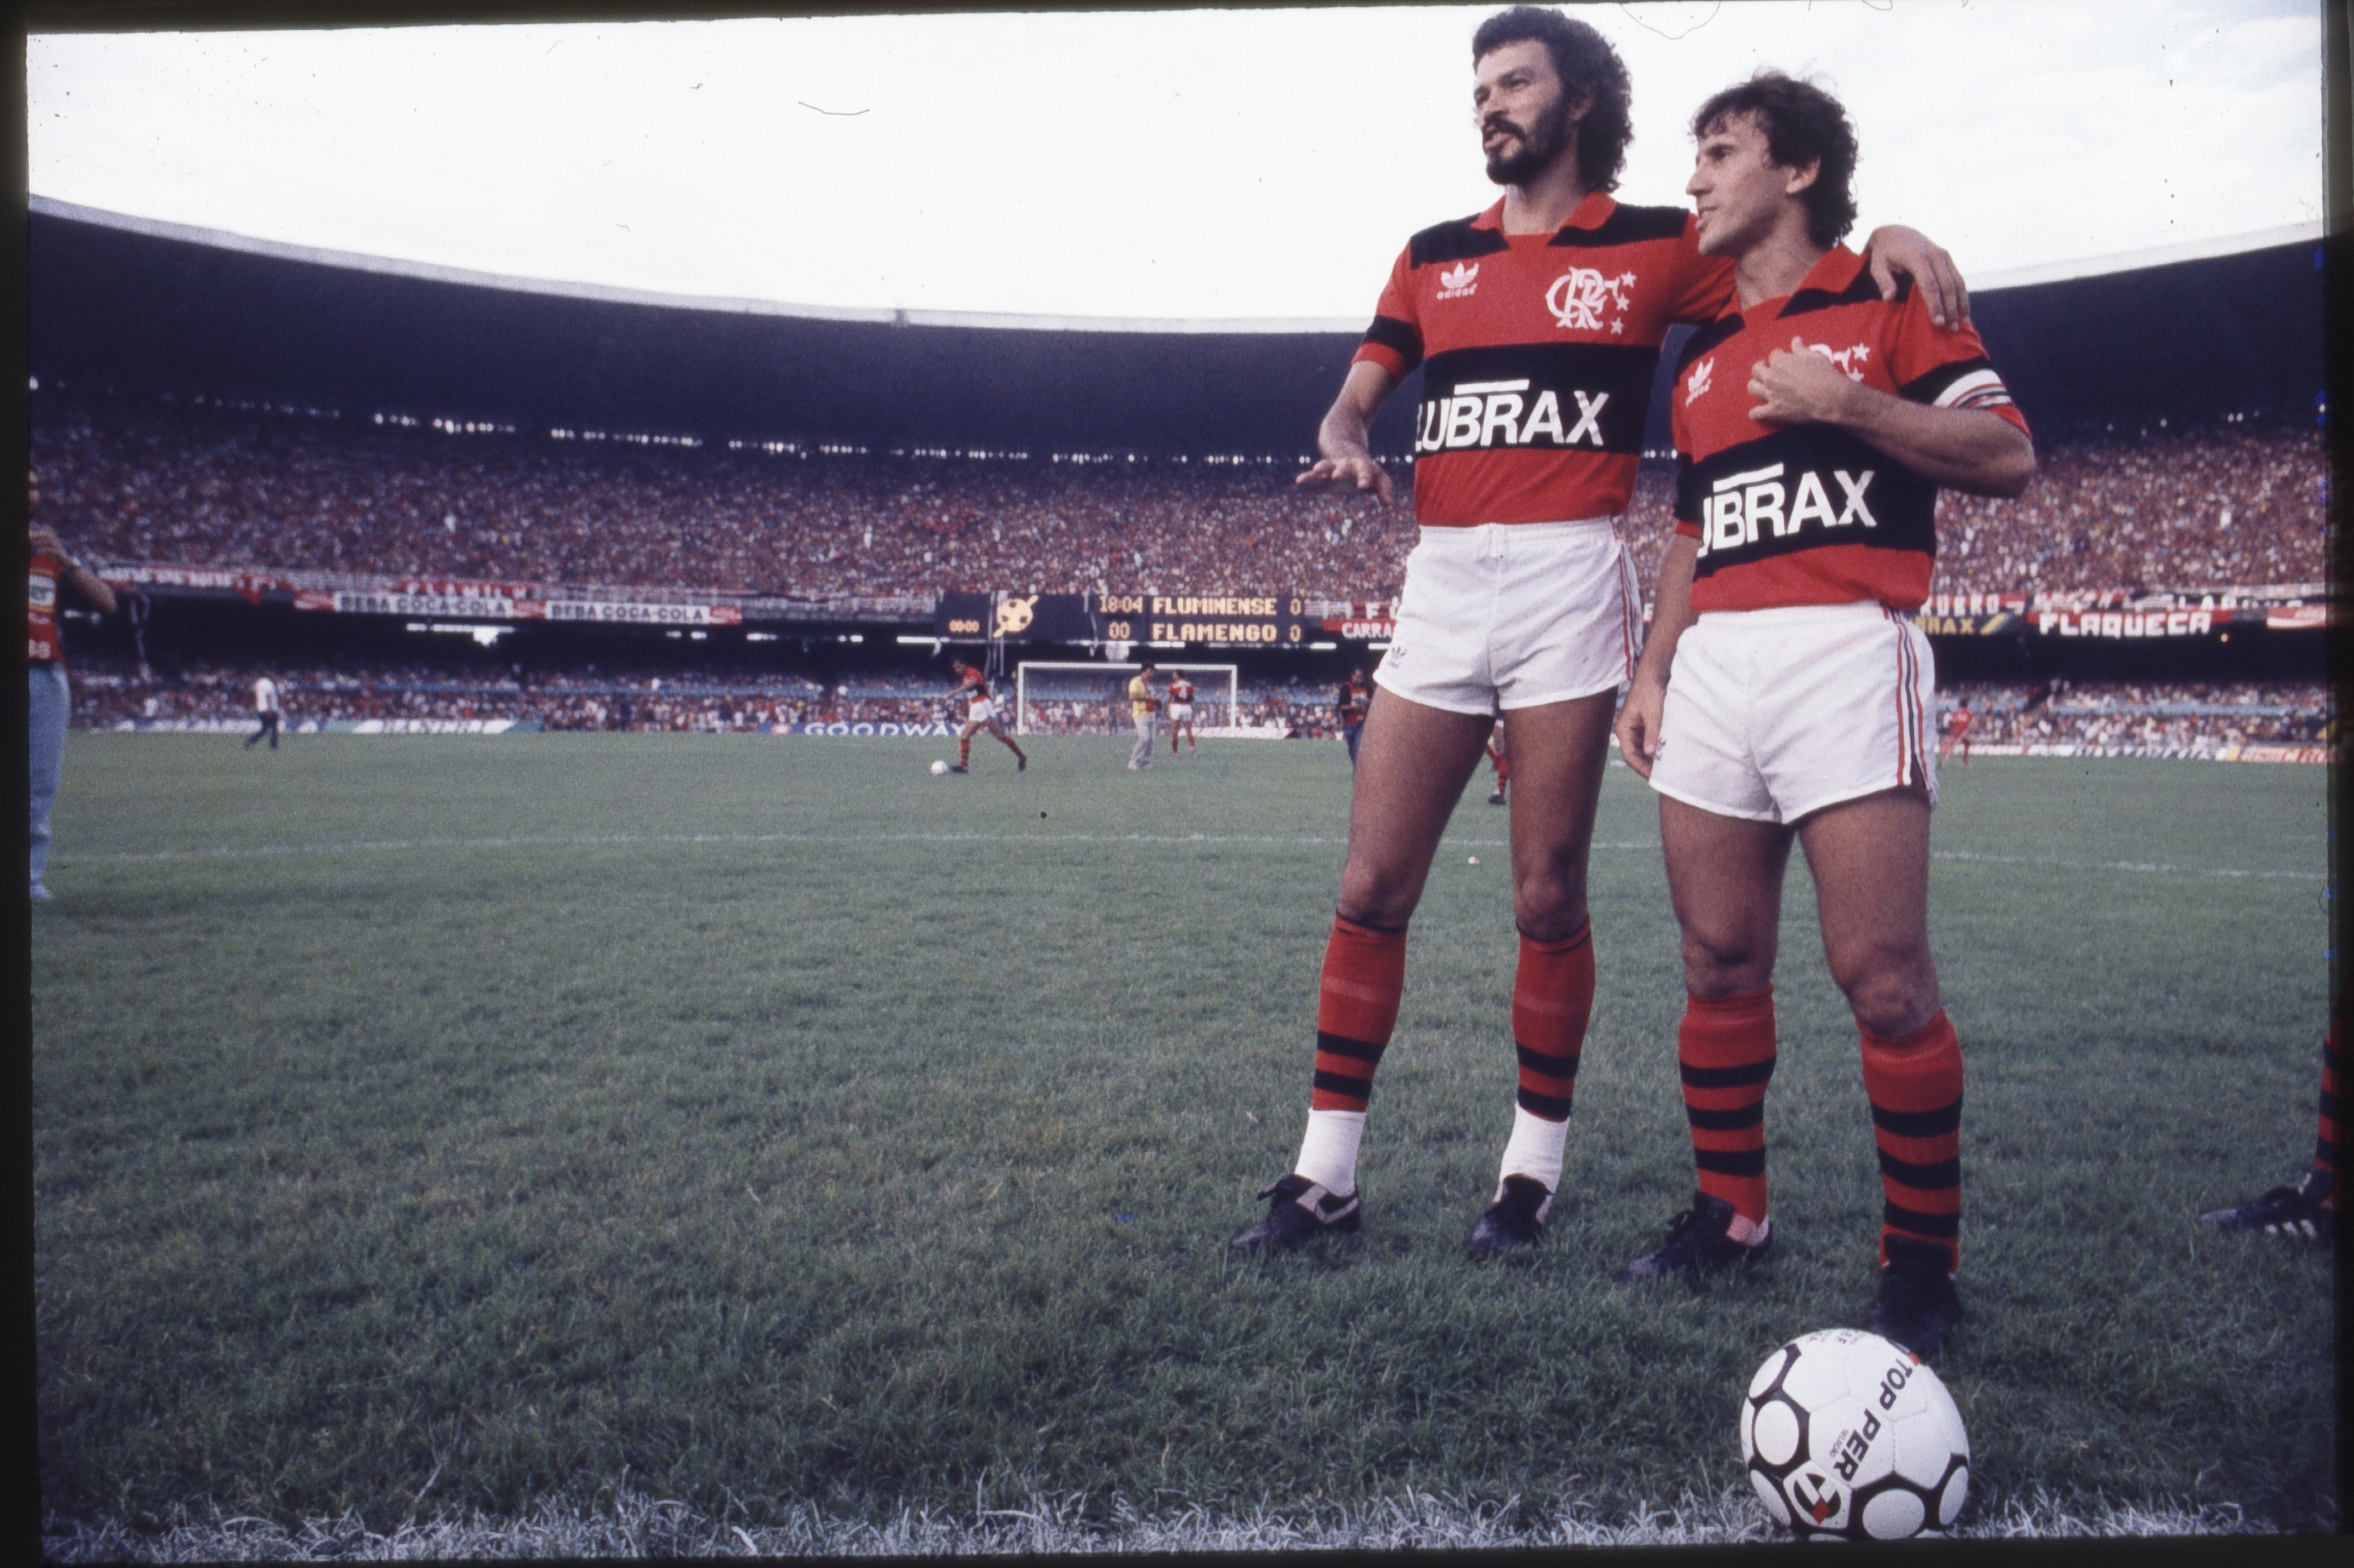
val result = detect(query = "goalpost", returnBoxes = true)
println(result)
[1015,661,1253,737]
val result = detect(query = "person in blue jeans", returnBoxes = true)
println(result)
[29,518,116,901]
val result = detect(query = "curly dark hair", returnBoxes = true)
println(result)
[1690,70,1859,247]
[1470,6,1634,194]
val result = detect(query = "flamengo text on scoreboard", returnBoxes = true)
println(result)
[1150,620,1296,645]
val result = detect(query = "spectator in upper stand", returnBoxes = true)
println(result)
[31,392,2324,607]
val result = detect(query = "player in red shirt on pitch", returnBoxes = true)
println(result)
[1167,674,1200,755]
[1233,6,1971,1259]
[1485,716,1511,806]
[1937,701,1974,767]
[1612,71,2033,1357]
[945,657,1026,774]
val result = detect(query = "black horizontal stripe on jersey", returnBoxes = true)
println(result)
[1363,314,1424,374]
[1675,314,1746,377]
[1882,1200,1961,1239]
[1783,266,1895,320]
[1679,1057,1776,1089]
[1408,216,1512,269]
[1547,202,1688,248]
[1901,357,2001,406]
[1415,342,1659,456]
[1677,424,1938,575]
[1870,1098,1963,1139]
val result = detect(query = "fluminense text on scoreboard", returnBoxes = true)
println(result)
[932,592,1316,647]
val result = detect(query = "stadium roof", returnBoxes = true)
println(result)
[28,197,2325,454]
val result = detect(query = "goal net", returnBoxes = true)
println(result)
[1015,662,1251,737]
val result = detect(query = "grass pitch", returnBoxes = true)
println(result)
[29,733,2338,1540]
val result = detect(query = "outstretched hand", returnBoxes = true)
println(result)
[1295,451,1395,506]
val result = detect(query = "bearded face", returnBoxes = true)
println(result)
[1482,86,1578,187]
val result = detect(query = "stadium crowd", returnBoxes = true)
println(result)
[31,395,2326,605]
[66,655,2325,753]
[64,656,1353,737]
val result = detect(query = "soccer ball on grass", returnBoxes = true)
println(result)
[1739,1328,1968,1539]
[930,759,951,775]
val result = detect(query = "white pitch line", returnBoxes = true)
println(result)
[56,831,2323,880]
[1930,849,2324,881]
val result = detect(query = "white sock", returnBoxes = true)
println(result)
[1294,1109,1366,1197]
[1495,1104,1568,1198]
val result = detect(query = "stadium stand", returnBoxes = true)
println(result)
[29,392,2323,604]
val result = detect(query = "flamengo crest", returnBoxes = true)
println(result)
[1546,267,1636,332]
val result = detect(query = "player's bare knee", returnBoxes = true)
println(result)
[1336,869,1420,930]
[1680,928,1772,996]
[1509,870,1586,941]
[1838,961,1939,1038]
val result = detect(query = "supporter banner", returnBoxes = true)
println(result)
[1913,608,2024,637]
[323,590,542,619]
[1923,592,2029,616]
[546,600,740,626]
[107,718,326,734]
[1311,600,1399,640]
[2031,608,2226,638]
[783,721,957,736]
[335,718,541,734]
[1962,742,2325,762]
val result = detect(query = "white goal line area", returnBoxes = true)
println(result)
[1013,660,1254,736]
[52,831,2325,881]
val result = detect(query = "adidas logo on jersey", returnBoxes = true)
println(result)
[1685,357,1715,406]
[1415,380,1611,453]
[1696,461,1879,556]
[1436,262,1481,300]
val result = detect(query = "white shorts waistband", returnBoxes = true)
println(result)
[1415,517,1616,551]
[1698,601,1902,628]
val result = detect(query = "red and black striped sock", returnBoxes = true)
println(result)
[1679,988,1777,1224]
[957,735,972,767]
[2311,1015,2340,1208]
[1310,915,1407,1112]
[1860,1010,1965,1273]
[1511,923,1593,1121]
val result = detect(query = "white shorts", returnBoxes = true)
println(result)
[1649,602,1937,824]
[1374,519,1638,716]
[966,700,997,725]
[1169,702,1194,721]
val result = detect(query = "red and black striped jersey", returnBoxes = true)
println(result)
[29,546,66,665]
[1353,192,1734,527]
[1670,245,2029,613]
[1167,678,1197,703]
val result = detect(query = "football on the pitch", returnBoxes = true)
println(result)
[1739,1328,1969,1540]
[930,759,951,775]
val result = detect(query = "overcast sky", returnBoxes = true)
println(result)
[24,1,2326,322]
